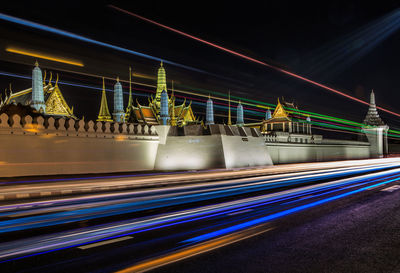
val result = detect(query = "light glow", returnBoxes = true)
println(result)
[6,47,84,67]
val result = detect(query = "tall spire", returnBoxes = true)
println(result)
[113,76,124,122]
[265,108,272,120]
[31,61,46,113]
[206,94,214,125]
[155,61,167,109]
[236,100,244,126]
[363,89,384,126]
[170,80,177,126]
[227,91,232,125]
[97,77,113,122]
[127,67,133,109]
[160,90,169,125]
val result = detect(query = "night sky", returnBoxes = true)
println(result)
[0,1,400,134]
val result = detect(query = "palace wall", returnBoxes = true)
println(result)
[0,114,159,177]
[266,139,370,164]
[154,125,273,170]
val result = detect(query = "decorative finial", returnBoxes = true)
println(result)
[35,60,39,67]
[55,73,59,86]
[117,76,120,82]
[160,60,163,67]
[209,94,211,99]
[9,83,12,94]
[48,71,53,85]
[43,70,47,85]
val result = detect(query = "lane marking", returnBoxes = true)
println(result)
[227,209,252,216]
[381,185,400,192]
[77,236,133,250]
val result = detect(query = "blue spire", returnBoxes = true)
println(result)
[236,101,244,125]
[113,77,124,122]
[160,90,169,125]
[206,95,214,125]
[31,61,46,112]
[266,109,272,120]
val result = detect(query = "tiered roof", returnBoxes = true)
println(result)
[363,90,385,126]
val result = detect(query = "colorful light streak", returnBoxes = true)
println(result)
[184,175,400,243]
[1,69,400,138]
[0,12,213,76]
[109,5,400,118]
[5,47,84,67]
[1,165,399,264]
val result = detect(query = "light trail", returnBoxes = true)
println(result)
[0,12,215,76]
[2,68,400,138]
[5,47,84,67]
[1,162,399,264]
[109,5,400,118]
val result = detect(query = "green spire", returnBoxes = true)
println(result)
[155,61,167,109]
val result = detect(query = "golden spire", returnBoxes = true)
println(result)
[9,83,12,94]
[116,76,120,82]
[97,77,113,122]
[43,70,46,85]
[35,60,39,67]
[170,80,177,126]
[160,60,163,67]
[127,66,133,109]
[55,73,59,86]
[228,90,232,125]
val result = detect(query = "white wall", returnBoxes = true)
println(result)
[155,134,273,170]
[0,114,159,177]
[266,142,370,164]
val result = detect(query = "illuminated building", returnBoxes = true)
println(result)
[362,90,389,157]
[236,101,244,126]
[113,77,124,122]
[262,98,312,136]
[205,95,214,125]
[6,62,76,118]
[125,62,200,126]
[97,77,113,122]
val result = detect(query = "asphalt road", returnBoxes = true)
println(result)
[1,160,400,273]
[157,177,400,273]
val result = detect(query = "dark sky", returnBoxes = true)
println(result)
[0,1,399,131]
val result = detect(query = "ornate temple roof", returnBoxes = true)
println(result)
[6,72,76,119]
[267,98,291,122]
[363,90,385,126]
[124,62,199,126]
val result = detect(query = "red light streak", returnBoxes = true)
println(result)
[109,5,400,118]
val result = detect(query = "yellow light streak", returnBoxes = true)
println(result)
[116,226,273,273]
[6,47,84,67]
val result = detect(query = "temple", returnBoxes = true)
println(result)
[5,62,76,119]
[125,62,200,126]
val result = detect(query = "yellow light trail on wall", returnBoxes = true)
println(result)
[5,47,84,67]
